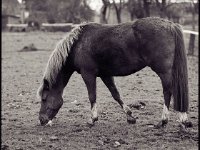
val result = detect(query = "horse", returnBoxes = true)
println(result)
[37,17,192,130]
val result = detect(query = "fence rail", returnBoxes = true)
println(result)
[41,23,79,28]
[183,30,198,35]
[41,23,73,27]
[7,24,28,27]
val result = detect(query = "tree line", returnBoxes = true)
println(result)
[100,0,198,25]
[25,0,94,23]
[11,0,199,26]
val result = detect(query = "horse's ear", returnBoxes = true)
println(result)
[43,79,49,90]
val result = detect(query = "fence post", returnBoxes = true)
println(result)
[188,34,195,55]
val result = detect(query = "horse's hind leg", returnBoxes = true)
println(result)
[81,70,98,126]
[154,71,192,130]
[101,76,136,124]
[154,71,172,128]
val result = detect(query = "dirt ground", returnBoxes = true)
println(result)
[2,31,198,150]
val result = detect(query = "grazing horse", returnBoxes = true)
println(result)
[37,17,191,129]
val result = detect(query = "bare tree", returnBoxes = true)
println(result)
[190,0,196,30]
[127,0,135,20]
[155,0,167,18]
[143,0,151,17]
[113,0,124,23]
[155,0,176,18]
[100,0,110,23]
[127,0,145,19]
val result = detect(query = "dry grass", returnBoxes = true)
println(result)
[2,31,198,150]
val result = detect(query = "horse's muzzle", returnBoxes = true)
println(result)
[39,114,49,126]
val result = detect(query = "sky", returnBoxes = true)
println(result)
[88,0,103,12]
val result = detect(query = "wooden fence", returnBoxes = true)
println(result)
[183,30,198,56]
[40,23,78,32]
[6,24,27,32]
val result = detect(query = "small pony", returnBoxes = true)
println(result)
[37,17,192,129]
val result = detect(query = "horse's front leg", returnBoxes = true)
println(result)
[101,76,136,124]
[81,70,98,126]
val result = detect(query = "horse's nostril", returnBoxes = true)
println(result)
[40,118,48,126]
[40,120,45,126]
[39,115,48,126]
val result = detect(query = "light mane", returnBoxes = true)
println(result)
[43,25,83,89]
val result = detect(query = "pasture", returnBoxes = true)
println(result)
[2,31,198,149]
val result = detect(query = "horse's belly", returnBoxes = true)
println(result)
[98,64,145,77]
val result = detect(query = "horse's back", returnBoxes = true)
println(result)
[73,18,177,76]
[74,22,145,76]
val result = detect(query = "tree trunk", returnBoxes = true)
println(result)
[143,0,150,17]
[100,5,108,23]
[116,10,121,23]
[127,0,135,20]
[135,0,145,18]
[192,4,196,30]
[155,0,160,8]
[113,0,122,24]
[130,12,134,21]
[188,0,196,55]
[161,0,166,18]
[100,0,109,24]
[20,1,26,23]
[155,0,166,18]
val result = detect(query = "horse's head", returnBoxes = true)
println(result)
[37,79,63,126]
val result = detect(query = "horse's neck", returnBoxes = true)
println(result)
[51,73,66,95]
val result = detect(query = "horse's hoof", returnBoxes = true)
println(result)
[182,121,193,128]
[127,116,136,124]
[179,121,193,132]
[154,120,168,129]
[87,119,95,127]
[93,117,98,122]
[87,122,94,128]
[87,117,98,127]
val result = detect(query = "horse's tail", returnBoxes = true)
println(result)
[172,24,189,112]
